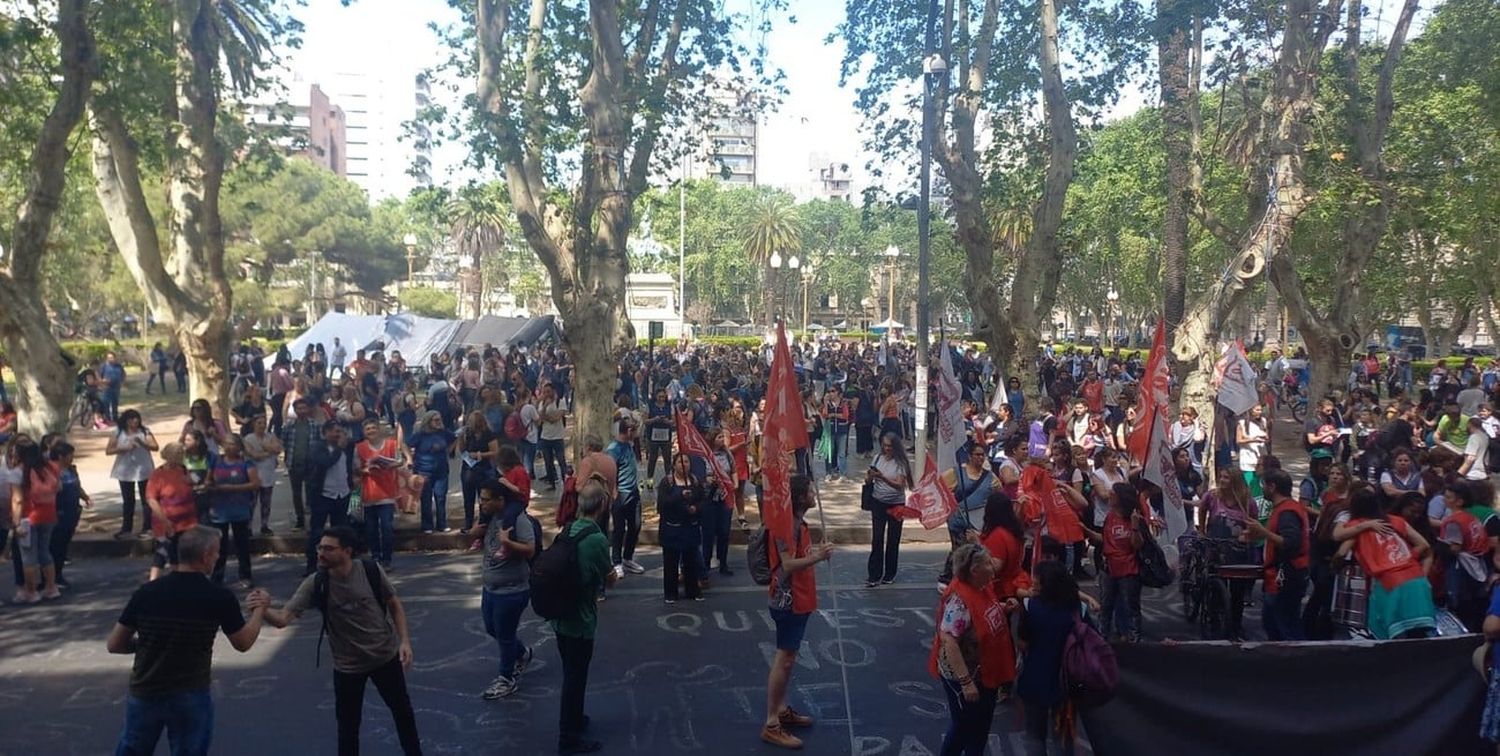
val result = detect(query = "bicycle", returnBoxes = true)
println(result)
[1177,534,1260,640]
[1275,382,1307,423]
[69,393,92,430]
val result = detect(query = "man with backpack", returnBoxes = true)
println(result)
[533,481,615,754]
[473,480,538,700]
[262,527,423,756]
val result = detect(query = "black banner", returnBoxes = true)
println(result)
[1082,637,1488,756]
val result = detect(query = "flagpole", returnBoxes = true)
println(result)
[806,473,858,755]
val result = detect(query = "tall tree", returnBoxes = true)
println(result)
[465,0,770,450]
[0,0,95,434]
[1168,0,1346,427]
[447,183,509,318]
[841,0,1146,394]
[89,0,289,415]
[1267,0,1420,397]
[742,192,802,325]
[1156,0,1199,348]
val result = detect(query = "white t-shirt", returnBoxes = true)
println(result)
[1091,467,1126,527]
[1238,419,1267,472]
[539,401,566,441]
[1463,432,1490,481]
[520,403,541,445]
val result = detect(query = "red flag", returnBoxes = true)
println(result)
[1127,319,1171,464]
[675,410,736,507]
[761,322,809,545]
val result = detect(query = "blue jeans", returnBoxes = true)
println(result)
[364,502,395,567]
[1262,568,1308,641]
[481,589,531,679]
[115,689,214,756]
[519,440,536,480]
[699,501,731,572]
[103,387,121,421]
[306,494,349,574]
[419,472,450,531]
[827,425,847,474]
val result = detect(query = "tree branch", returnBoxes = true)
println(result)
[89,104,201,318]
[477,0,569,277]
[7,0,94,287]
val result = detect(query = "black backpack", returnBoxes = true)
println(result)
[312,558,388,667]
[529,521,595,621]
[1135,522,1175,589]
[748,526,772,585]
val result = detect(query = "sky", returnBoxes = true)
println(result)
[279,0,1425,199]
[283,0,879,196]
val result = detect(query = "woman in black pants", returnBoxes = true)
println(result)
[657,454,704,602]
[865,432,912,587]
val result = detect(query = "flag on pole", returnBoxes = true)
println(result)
[935,340,965,471]
[895,454,959,529]
[675,410,736,507]
[761,321,810,545]
[1212,341,1260,416]
[1126,319,1188,546]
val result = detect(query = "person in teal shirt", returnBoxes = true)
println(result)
[552,482,616,754]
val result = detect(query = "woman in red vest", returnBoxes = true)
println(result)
[929,543,1017,756]
[1087,481,1144,642]
[979,491,1033,600]
[1333,486,1438,639]
[1438,479,1492,630]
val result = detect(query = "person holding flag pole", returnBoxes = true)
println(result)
[758,321,851,751]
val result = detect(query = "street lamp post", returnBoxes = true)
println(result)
[1106,287,1119,346]
[799,256,816,333]
[402,233,418,285]
[883,245,900,324]
[913,0,946,469]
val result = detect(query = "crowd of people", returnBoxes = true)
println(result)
[2,331,1499,755]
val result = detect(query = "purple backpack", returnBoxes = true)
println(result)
[1062,615,1118,708]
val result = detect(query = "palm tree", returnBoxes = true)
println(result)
[447,183,509,317]
[743,193,802,325]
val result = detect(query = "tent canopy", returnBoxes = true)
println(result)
[449,315,558,350]
[269,312,558,370]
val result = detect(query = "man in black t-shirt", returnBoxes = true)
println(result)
[108,525,267,756]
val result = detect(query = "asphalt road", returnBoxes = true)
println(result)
[0,544,1234,756]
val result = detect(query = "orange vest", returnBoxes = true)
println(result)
[927,580,1016,688]
[1441,510,1489,557]
[1262,498,1310,593]
[1350,516,1425,591]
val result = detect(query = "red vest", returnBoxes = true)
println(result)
[927,580,1016,688]
[1351,516,1425,591]
[1262,498,1310,593]
[982,527,1032,599]
[1441,510,1489,557]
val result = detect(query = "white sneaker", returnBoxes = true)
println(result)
[481,675,517,700]
[624,559,646,575]
[513,646,534,678]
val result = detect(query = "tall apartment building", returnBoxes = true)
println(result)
[243,75,347,176]
[687,91,760,186]
[809,156,853,202]
[320,71,433,200]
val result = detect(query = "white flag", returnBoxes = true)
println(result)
[1213,341,1260,415]
[936,341,965,470]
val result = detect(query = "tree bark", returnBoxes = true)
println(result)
[1267,0,1418,400]
[476,0,685,458]
[1157,0,1195,354]
[932,0,1072,415]
[0,0,95,435]
[88,0,233,417]
[1173,0,1344,402]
